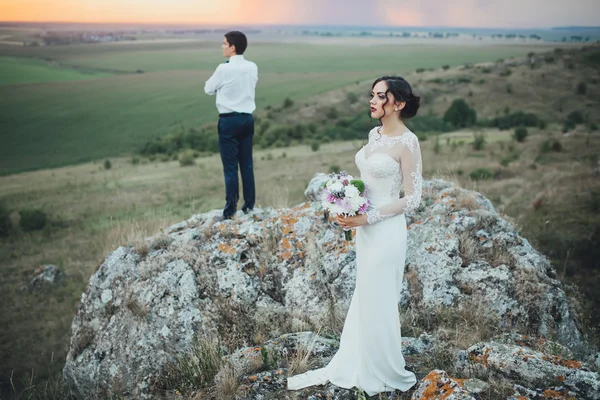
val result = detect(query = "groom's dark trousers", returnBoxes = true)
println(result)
[218,112,255,218]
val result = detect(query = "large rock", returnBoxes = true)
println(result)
[455,337,600,399]
[63,175,594,398]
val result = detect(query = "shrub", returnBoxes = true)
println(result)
[506,83,513,94]
[491,111,540,130]
[416,68,425,73]
[131,156,140,165]
[576,82,587,95]
[283,98,294,108]
[442,65,450,70]
[329,164,340,173]
[104,159,112,170]
[407,114,453,133]
[20,209,48,231]
[346,92,358,104]
[472,131,485,150]
[0,203,11,237]
[500,152,519,166]
[311,141,320,152]
[469,168,493,181]
[433,135,441,154]
[443,99,477,128]
[540,139,563,153]
[178,150,195,166]
[537,119,547,130]
[567,110,585,125]
[514,127,528,142]
[326,108,339,119]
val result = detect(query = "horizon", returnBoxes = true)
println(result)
[1,20,599,32]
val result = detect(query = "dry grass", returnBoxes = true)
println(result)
[98,214,177,257]
[213,362,242,400]
[401,295,501,357]
[158,336,223,396]
[286,330,321,377]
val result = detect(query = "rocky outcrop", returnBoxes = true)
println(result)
[63,176,595,398]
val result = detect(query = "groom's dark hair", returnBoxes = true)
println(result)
[225,31,248,55]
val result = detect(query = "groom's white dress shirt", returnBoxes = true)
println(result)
[204,54,258,114]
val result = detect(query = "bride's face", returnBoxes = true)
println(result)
[370,81,403,120]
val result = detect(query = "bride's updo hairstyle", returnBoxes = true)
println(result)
[372,76,421,119]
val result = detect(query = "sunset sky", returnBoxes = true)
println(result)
[1,0,598,28]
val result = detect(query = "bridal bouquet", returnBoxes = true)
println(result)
[321,171,369,240]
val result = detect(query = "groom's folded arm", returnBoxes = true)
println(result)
[366,139,423,225]
[204,65,224,95]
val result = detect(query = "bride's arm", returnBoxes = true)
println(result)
[365,135,423,224]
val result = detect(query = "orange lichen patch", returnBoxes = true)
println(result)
[216,224,227,233]
[522,354,537,361]
[276,369,284,375]
[248,375,258,382]
[538,338,547,345]
[418,370,466,399]
[446,233,452,239]
[542,355,582,369]
[281,238,292,250]
[542,389,575,399]
[514,396,528,400]
[556,375,565,382]
[470,347,492,367]
[281,251,293,261]
[451,214,456,220]
[263,375,272,382]
[242,347,261,354]
[310,273,316,280]
[217,243,237,254]
[478,236,487,242]
[425,246,436,253]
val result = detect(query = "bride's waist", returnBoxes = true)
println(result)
[366,195,399,208]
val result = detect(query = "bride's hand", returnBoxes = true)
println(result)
[336,215,368,229]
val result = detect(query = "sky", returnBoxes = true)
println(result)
[1,0,598,28]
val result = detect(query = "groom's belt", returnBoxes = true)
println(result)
[219,112,252,118]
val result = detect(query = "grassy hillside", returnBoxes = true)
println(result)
[0,43,598,396]
[0,40,554,174]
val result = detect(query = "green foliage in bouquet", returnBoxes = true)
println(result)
[350,179,365,194]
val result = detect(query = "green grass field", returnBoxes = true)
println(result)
[0,57,113,85]
[0,40,552,175]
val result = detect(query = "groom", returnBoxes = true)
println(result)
[204,31,258,219]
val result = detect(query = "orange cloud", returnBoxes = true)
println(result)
[0,0,251,24]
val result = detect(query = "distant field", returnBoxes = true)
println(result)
[0,40,550,174]
[0,56,113,85]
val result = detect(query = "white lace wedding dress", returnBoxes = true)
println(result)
[287,127,423,396]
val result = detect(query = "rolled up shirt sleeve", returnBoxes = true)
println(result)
[204,64,224,95]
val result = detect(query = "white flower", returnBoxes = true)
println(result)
[329,182,343,193]
[344,185,359,199]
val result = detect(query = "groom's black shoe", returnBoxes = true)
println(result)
[242,207,253,215]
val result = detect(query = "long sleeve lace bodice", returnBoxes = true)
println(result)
[355,128,423,225]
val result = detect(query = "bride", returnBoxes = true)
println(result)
[287,76,423,396]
